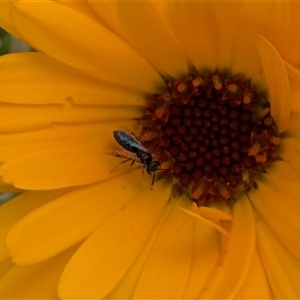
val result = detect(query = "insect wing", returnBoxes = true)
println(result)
[116,126,145,147]
[104,145,143,163]
[113,127,147,153]
[103,145,130,159]
[117,126,140,141]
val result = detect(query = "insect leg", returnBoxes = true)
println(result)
[138,165,146,187]
[111,159,131,172]
[151,172,156,190]
[129,160,135,168]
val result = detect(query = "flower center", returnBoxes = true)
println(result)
[138,72,280,205]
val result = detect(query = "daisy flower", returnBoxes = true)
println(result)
[0,1,299,299]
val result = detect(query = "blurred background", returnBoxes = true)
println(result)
[0,27,31,55]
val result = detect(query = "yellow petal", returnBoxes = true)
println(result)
[290,81,300,115]
[117,2,188,79]
[285,61,300,115]
[279,1,300,68]
[164,2,219,72]
[130,199,192,298]
[56,0,101,22]
[0,102,139,132]
[182,219,220,299]
[256,35,290,133]
[179,205,229,236]
[235,249,272,299]
[0,120,135,162]
[232,1,289,78]
[58,180,171,299]
[106,196,178,299]
[199,194,255,299]
[266,160,300,182]
[277,137,300,171]
[249,175,300,260]
[198,204,233,221]
[256,216,300,299]
[0,181,21,193]
[0,245,78,299]
[0,53,146,106]
[0,189,72,264]
[0,260,14,281]
[109,200,220,299]
[7,169,151,265]
[0,142,113,189]
[0,122,158,189]
[0,1,27,43]
[284,111,300,137]
[11,0,164,93]
[213,1,244,71]
[87,1,128,40]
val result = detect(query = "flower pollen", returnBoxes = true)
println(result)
[138,72,279,206]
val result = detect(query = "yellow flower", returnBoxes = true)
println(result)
[0,1,300,299]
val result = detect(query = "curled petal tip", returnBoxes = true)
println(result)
[256,35,290,133]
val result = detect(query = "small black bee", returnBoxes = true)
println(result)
[104,127,161,186]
